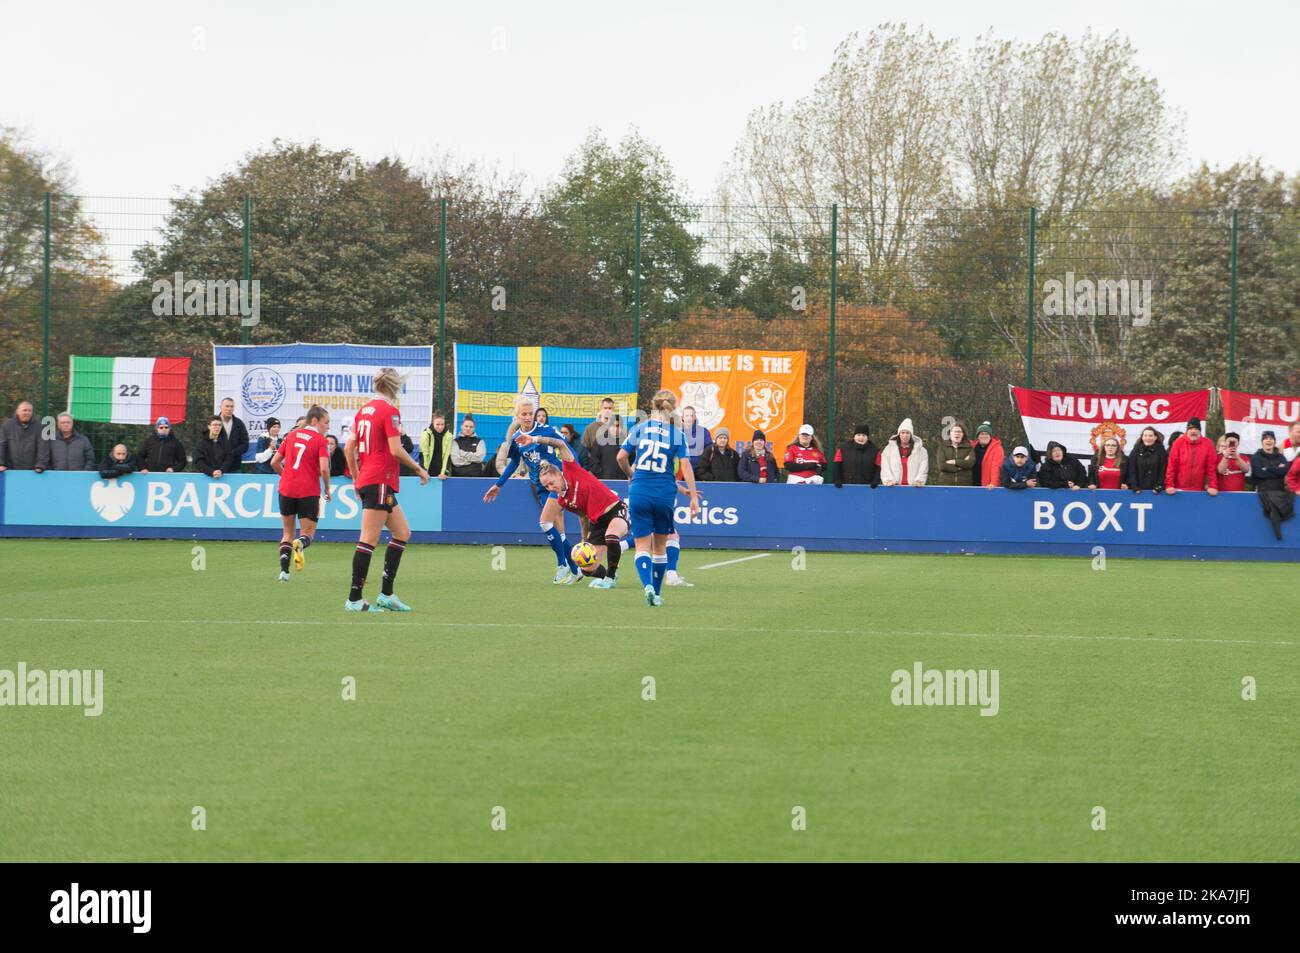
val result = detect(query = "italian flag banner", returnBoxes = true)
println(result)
[67,356,192,424]
[1012,386,1211,457]
[1221,388,1300,455]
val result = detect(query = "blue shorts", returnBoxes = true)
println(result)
[629,494,675,537]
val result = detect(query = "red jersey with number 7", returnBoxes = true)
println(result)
[277,427,329,498]
[353,398,402,492]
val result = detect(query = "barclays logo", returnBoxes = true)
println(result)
[90,479,135,523]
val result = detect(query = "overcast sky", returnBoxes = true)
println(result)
[3,0,1296,201]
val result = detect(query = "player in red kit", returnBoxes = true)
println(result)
[269,404,332,581]
[519,432,629,589]
[342,367,429,613]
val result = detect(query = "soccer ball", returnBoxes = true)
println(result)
[571,542,600,569]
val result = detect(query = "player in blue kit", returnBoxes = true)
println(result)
[617,389,700,606]
[482,396,583,584]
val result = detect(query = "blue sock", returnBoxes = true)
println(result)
[635,553,653,588]
[560,535,578,574]
[542,523,566,568]
[666,539,680,572]
[652,554,668,594]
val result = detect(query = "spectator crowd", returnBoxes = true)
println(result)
[2,396,1297,538]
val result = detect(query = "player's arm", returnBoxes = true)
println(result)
[270,450,284,475]
[343,434,359,481]
[516,433,574,463]
[616,448,633,479]
[485,441,520,502]
[318,447,331,500]
[678,455,701,519]
[388,434,429,485]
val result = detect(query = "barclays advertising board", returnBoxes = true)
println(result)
[0,473,1293,560]
[0,472,441,539]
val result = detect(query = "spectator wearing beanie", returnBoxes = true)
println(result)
[738,430,779,484]
[934,419,974,486]
[1000,446,1038,489]
[696,428,740,482]
[1165,417,1218,494]
[1123,426,1167,493]
[1216,432,1251,491]
[1251,431,1294,539]
[137,416,187,472]
[833,423,880,487]
[879,418,928,486]
[784,424,827,484]
[1088,435,1126,490]
[971,421,1005,488]
[253,417,282,474]
[1038,441,1088,489]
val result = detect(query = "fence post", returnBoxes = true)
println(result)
[42,192,51,420]
[438,198,448,412]
[1025,207,1036,389]
[1228,208,1239,390]
[241,195,251,346]
[634,201,642,349]
[827,203,838,446]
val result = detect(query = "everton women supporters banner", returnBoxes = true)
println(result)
[212,343,434,451]
[1012,386,1211,457]
[1220,388,1300,455]
[660,348,806,451]
[453,344,640,451]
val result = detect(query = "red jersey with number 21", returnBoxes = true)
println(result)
[559,458,620,521]
[277,427,329,498]
[353,398,402,492]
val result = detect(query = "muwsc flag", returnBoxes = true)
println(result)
[1012,386,1211,457]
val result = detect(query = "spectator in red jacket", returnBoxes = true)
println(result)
[1287,442,1300,494]
[972,421,1005,488]
[784,424,827,484]
[1216,432,1251,491]
[1165,417,1218,495]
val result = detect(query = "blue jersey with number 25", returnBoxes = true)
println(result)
[621,419,688,501]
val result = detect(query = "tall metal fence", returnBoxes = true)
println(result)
[3,194,1296,460]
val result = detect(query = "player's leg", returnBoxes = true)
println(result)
[293,515,317,571]
[345,487,387,612]
[629,493,657,604]
[587,509,625,589]
[665,531,692,587]
[650,532,669,601]
[278,512,295,580]
[375,503,412,612]
[540,494,580,583]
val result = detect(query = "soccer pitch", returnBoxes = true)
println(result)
[1,538,1295,862]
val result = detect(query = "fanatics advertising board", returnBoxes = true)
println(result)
[66,355,191,424]
[212,343,434,459]
[660,348,806,450]
[1011,387,1211,458]
[1220,388,1300,455]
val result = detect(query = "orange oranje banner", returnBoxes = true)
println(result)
[660,348,806,451]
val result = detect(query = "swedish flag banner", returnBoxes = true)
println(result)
[453,344,641,451]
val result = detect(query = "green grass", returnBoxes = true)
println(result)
[0,538,1296,861]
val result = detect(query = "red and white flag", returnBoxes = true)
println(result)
[1220,388,1300,455]
[1011,387,1211,457]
